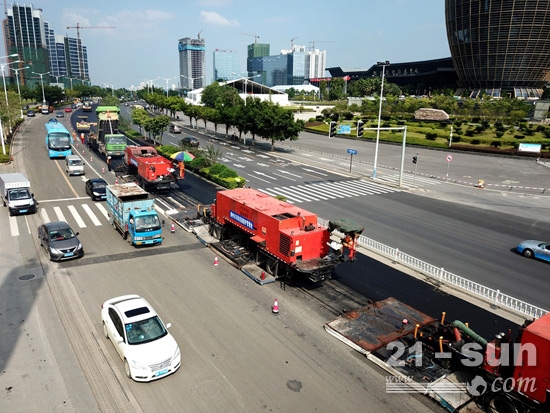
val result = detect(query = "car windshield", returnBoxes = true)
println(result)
[69,159,82,166]
[93,181,107,189]
[125,316,167,344]
[8,188,31,200]
[49,227,76,241]
[134,214,161,232]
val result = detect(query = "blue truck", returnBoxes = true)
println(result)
[106,183,164,246]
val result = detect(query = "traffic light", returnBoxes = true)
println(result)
[357,121,364,138]
[412,155,418,164]
[329,121,337,137]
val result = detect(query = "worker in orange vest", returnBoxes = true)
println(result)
[178,161,185,179]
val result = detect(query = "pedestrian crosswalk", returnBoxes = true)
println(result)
[3,201,111,238]
[377,173,443,187]
[258,179,397,204]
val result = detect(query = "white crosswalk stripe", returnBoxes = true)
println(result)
[259,179,398,203]
[81,204,102,226]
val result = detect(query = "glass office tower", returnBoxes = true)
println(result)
[445,0,550,98]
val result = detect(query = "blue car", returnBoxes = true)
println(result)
[516,240,550,263]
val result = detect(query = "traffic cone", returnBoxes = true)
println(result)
[213,256,219,268]
[272,298,279,316]
[260,270,266,281]
[82,149,85,155]
[115,178,118,184]
[171,222,175,233]
[102,167,105,173]
[90,156,93,162]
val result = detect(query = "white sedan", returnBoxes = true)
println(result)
[101,295,181,381]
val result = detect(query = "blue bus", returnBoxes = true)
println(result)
[45,119,73,159]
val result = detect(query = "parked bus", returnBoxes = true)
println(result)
[45,119,72,159]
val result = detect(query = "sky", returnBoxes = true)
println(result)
[4,0,451,90]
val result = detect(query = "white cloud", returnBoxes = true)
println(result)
[200,11,239,27]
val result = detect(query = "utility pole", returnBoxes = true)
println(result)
[66,23,115,82]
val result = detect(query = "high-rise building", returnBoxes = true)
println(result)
[3,3,90,89]
[246,42,270,75]
[3,3,49,88]
[213,49,241,81]
[445,0,550,98]
[305,48,326,80]
[178,36,205,91]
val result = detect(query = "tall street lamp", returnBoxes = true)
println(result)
[180,75,202,91]
[2,60,22,133]
[32,71,50,104]
[372,61,389,179]
[13,65,29,118]
[159,76,175,98]
[0,54,19,154]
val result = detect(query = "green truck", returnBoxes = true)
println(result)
[87,106,127,157]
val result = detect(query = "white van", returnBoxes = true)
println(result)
[65,155,85,176]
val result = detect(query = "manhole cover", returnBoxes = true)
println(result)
[18,274,36,281]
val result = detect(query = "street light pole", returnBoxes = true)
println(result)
[2,60,22,133]
[0,54,19,154]
[159,77,175,98]
[13,66,29,118]
[372,61,389,179]
[32,71,50,104]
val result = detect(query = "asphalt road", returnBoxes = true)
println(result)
[0,112,447,412]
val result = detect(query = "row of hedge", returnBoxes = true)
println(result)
[156,145,246,189]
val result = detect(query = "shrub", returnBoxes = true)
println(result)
[514,135,525,140]
[465,129,476,137]
[490,140,502,148]
[544,129,550,139]
[471,139,481,145]
[475,125,484,133]
[495,130,505,138]
[425,132,438,140]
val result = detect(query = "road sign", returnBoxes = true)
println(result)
[347,149,357,155]
[446,154,453,162]
[338,125,351,134]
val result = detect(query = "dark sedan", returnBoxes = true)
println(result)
[38,221,84,261]
[181,136,199,147]
[85,178,107,201]
[26,109,35,117]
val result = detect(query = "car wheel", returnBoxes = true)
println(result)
[124,359,132,379]
[522,249,534,259]
[103,322,109,339]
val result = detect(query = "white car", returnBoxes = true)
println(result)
[101,295,181,382]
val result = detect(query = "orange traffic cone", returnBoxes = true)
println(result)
[102,167,105,173]
[82,149,85,155]
[90,156,93,162]
[115,179,118,184]
[272,298,279,316]
[171,222,175,233]
[213,256,219,268]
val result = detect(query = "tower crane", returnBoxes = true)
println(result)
[308,40,335,50]
[240,33,260,43]
[66,23,115,83]
[291,36,298,48]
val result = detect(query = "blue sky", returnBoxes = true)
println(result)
[7,0,450,90]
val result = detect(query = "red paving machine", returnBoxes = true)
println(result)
[325,298,550,413]
[121,146,176,191]
[204,188,363,284]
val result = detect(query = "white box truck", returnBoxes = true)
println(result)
[0,172,38,216]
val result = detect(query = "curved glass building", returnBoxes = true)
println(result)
[445,0,550,98]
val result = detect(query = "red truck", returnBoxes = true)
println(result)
[205,188,362,283]
[121,146,176,191]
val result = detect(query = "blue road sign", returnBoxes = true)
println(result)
[347,149,357,155]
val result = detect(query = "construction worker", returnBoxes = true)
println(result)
[341,233,358,261]
[80,133,85,145]
[178,161,185,179]
[107,156,112,171]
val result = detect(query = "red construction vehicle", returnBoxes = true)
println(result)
[204,188,363,283]
[325,297,550,413]
[120,146,176,191]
